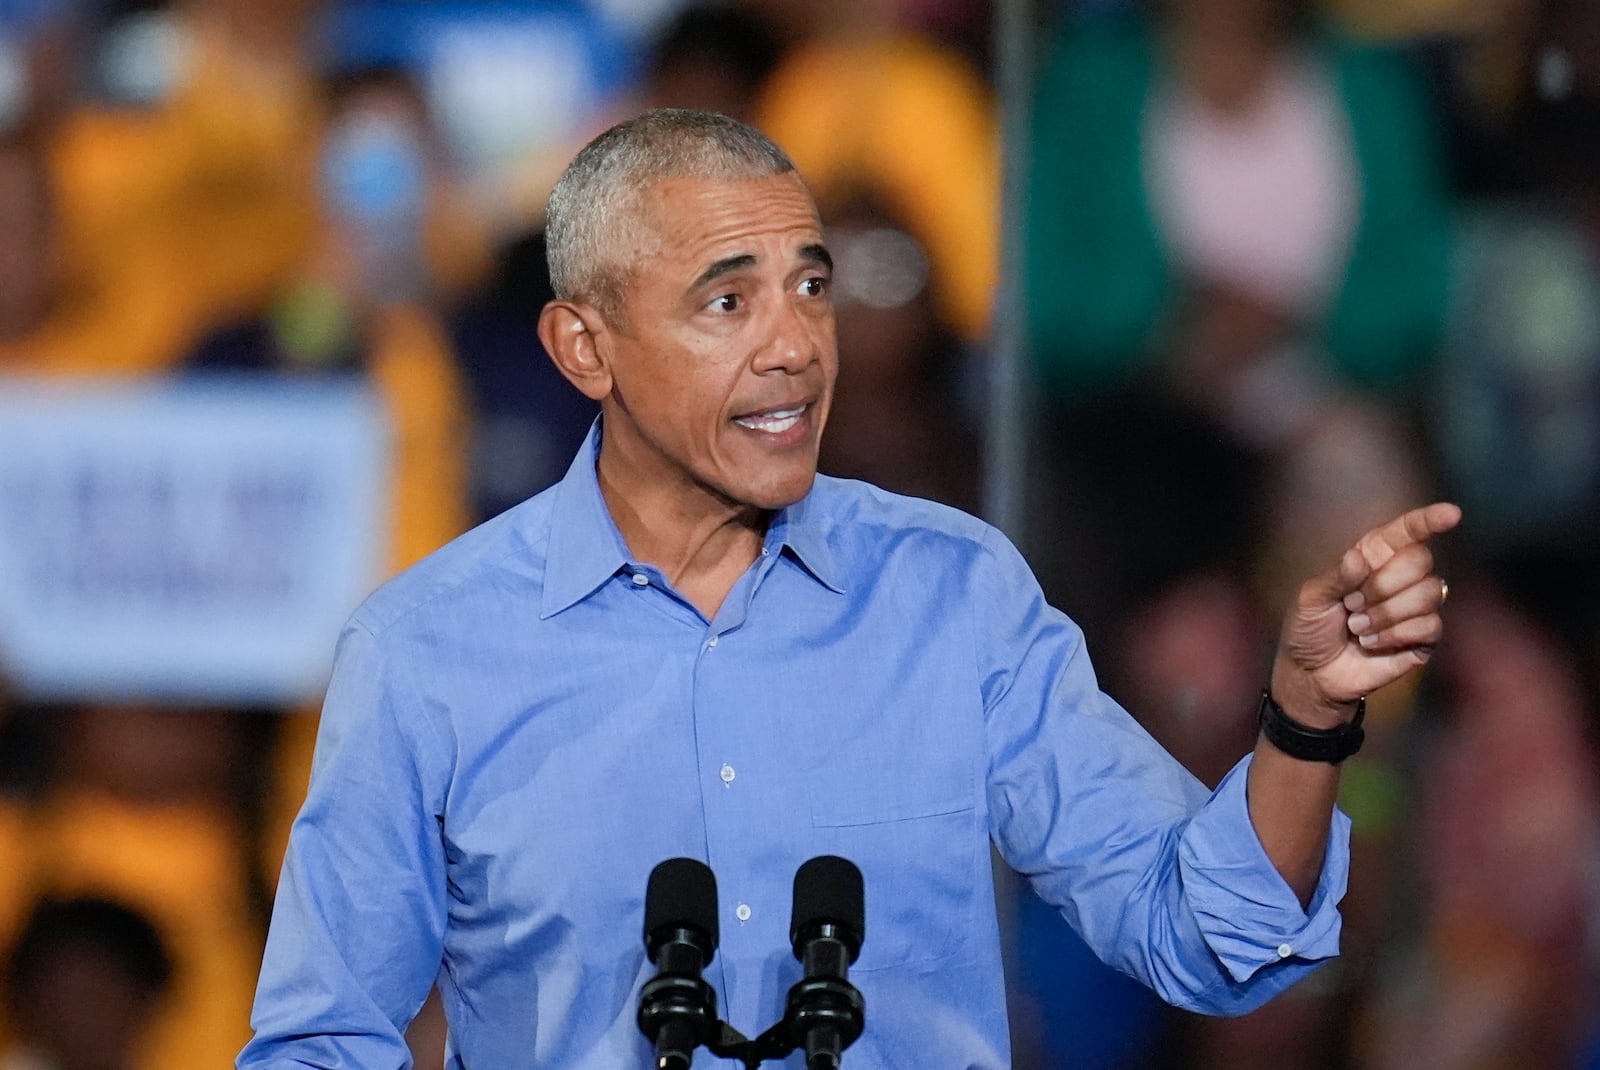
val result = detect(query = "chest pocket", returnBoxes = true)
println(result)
[803,710,982,973]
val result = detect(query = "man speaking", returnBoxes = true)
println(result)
[238,110,1457,1068]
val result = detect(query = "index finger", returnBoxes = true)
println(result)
[1364,502,1462,558]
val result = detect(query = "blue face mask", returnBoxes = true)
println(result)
[95,11,190,108]
[319,113,429,231]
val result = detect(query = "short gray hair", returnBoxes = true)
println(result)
[545,109,798,323]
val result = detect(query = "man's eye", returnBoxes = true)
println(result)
[710,294,740,312]
[799,276,829,297]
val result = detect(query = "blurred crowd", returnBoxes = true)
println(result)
[0,0,1594,1068]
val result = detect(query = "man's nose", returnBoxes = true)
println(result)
[751,298,821,374]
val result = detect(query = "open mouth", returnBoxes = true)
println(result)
[732,404,808,435]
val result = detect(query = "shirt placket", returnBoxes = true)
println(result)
[685,548,801,1044]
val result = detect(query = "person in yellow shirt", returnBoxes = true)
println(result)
[0,129,209,380]
[7,706,267,1070]
[755,0,998,342]
[43,0,324,375]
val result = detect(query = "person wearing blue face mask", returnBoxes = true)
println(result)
[318,97,432,307]
[182,65,474,574]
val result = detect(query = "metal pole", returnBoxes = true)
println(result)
[983,0,1036,545]
[987,0,1040,1060]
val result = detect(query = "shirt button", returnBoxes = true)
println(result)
[630,573,649,587]
[735,903,752,922]
[706,635,719,649]
[719,764,735,784]
[1277,944,1294,959]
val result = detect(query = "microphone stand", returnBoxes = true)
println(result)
[640,855,864,1069]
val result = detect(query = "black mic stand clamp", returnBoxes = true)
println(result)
[698,974,865,1070]
[775,974,865,1069]
[702,919,866,1070]
[636,932,720,1070]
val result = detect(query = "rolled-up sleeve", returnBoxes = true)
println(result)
[238,617,454,1069]
[1180,756,1348,983]
[978,526,1348,1016]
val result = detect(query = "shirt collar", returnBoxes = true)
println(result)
[765,483,847,595]
[540,419,847,618]
[539,421,632,618]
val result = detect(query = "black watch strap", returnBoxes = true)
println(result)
[1257,690,1365,764]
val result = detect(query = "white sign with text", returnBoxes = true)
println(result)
[0,377,390,705]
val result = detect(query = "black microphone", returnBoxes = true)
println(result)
[785,855,865,1070]
[638,858,721,1070]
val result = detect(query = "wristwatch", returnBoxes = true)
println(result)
[1257,690,1365,764]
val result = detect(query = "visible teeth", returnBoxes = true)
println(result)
[735,406,804,433]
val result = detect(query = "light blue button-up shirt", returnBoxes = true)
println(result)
[240,424,1349,1069]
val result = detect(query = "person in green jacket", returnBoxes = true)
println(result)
[1025,0,1454,412]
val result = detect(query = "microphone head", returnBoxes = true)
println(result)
[644,857,719,956]
[790,855,864,956]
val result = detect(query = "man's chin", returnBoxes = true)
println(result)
[740,468,819,512]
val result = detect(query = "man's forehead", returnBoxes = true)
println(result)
[646,168,814,201]
[638,172,820,236]
[607,173,817,287]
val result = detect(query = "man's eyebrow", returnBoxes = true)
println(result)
[800,243,833,273]
[690,254,757,292]
[688,244,832,292]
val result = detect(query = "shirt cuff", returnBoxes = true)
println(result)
[1178,754,1350,984]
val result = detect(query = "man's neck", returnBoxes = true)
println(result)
[595,452,769,620]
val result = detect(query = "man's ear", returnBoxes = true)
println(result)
[539,301,614,402]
